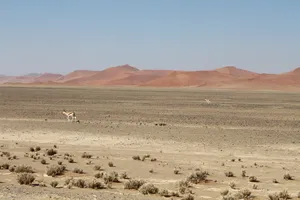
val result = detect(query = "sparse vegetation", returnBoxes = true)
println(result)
[93,165,102,171]
[104,171,119,184]
[95,172,105,179]
[279,190,291,199]
[229,182,236,189]
[178,180,192,194]
[249,176,259,182]
[132,155,141,160]
[252,184,258,189]
[50,181,58,188]
[159,189,180,197]
[46,149,57,156]
[108,162,114,167]
[15,165,34,173]
[174,169,180,174]
[182,194,194,200]
[73,179,86,188]
[273,179,279,183]
[35,146,41,151]
[235,189,252,199]
[139,183,159,195]
[68,158,75,163]
[120,172,129,179]
[17,173,35,185]
[73,168,84,174]
[124,179,145,190]
[58,161,62,165]
[242,170,246,177]
[225,171,234,177]
[87,180,106,189]
[41,159,47,165]
[46,165,66,177]
[186,170,208,184]
[283,173,293,180]
[81,152,92,159]
[29,147,35,152]
[9,166,15,172]
[1,163,10,170]
[220,189,229,196]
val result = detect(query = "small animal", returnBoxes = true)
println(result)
[62,109,77,122]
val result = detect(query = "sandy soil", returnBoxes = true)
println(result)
[0,86,300,200]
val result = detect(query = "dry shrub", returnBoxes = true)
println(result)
[139,183,159,195]
[283,173,293,180]
[15,165,34,173]
[73,168,84,174]
[178,180,192,194]
[225,171,234,177]
[1,163,10,170]
[87,180,106,189]
[252,184,258,190]
[68,158,75,163]
[17,173,35,185]
[46,165,66,177]
[159,189,180,197]
[46,149,57,156]
[235,189,252,199]
[268,193,280,200]
[279,190,291,199]
[249,176,259,182]
[220,189,229,196]
[104,171,119,184]
[150,158,157,162]
[41,159,47,165]
[186,170,208,184]
[58,161,62,165]
[29,147,35,152]
[35,146,41,151]
[95,172,105,179]
[174,169,180,174]
[273,179,279,183]
[50,181,58,188]
[108,162,114,167]
[1,152,10,157]
[93,165,102,171]
[241,170,246,177]
[81,152,92,159]
[9,166,15,172]
[64,177,74,186]
[124,179,145,190]
[182,194,194,200]
[73,179,86,188]
[229,182,236,189]
[132,155,141,160]
[120,172,129,179]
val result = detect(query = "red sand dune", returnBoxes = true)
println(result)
[216,66,258,77]
[3,73,41,84]
[56,70,99,83]
[141,70,236,87]
[3,65,300,91]
[33,73,63,83]
[105,70,173,86]
[65,64,139,85]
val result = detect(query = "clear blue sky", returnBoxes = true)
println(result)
[1,0,299,75]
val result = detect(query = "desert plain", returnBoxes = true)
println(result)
[0,86,300,200]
